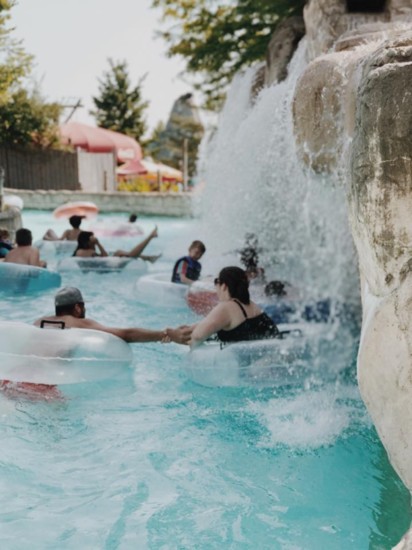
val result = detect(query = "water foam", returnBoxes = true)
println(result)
[198,39,359,307]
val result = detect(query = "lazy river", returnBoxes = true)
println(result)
[0,210,410,549]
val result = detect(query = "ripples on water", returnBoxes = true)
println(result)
[0,212,410,549]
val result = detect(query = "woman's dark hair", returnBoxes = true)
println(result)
[218,266,250,304]
[73,231,93,256]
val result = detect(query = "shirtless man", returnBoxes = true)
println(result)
[43,215,85,241]
[4,228,47,267]
[35,286,192,344]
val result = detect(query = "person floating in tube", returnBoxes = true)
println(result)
[73,227,161,263]
[35,287,192,345]
[4,228,47,267]
[189,266,279,348]
[171,240,206,285]
[238,233,266,283]
[43,215,85,241]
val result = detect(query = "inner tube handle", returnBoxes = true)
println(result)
[40,320,66,330]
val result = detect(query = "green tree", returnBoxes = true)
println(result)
[0,1,62,148]
[91,59,149,139]
[0,0,32,104]
[152,0,306,108]
[0,88,61,148]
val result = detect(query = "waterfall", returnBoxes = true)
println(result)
[198,39,360,311]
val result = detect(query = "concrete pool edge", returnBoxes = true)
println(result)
[4,188,198,217]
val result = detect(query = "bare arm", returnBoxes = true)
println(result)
[72,318,192,344]
[90,236,108,257]
[32,247,47,268]
[190,304,231,348]
[179,273,195,285]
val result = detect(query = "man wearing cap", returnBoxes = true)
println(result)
[34,287,192,344]
[43,215,85,241]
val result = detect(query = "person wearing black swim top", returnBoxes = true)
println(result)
[189,266,279,348]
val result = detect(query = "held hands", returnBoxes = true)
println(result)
[164,325,192,345]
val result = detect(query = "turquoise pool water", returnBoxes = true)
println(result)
[0,211,410,549]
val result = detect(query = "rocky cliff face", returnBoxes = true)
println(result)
[147,93,204,177]
[265,0,412,546]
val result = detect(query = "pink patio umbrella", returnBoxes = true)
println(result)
[60,122,143,163]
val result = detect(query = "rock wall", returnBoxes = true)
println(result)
[272,1,412,546]
[292,2,412,492]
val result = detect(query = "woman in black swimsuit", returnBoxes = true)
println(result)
[190,266,279,348]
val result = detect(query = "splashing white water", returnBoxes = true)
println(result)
[198,39,359,306]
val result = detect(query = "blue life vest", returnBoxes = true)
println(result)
[171,255,202,283]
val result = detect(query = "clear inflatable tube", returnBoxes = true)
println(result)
[135,272,188,307]
[57,257,148,274]
[0,321,133,384]
[0,263,61,293]
[35,239,77,259]
[185,323,332,387]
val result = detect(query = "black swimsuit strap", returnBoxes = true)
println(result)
[232,299,248,319]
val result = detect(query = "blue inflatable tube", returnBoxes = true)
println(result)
[0,321,133,384]
[0,262,61,293]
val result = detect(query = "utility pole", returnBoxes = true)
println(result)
[63,99,83,123]
[183,138,189,192]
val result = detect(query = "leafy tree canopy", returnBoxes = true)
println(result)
[0,1,62,148]
[91,59,149,140]
[0,0,32,104]
[152,0,306,109]
[0,87,61,148]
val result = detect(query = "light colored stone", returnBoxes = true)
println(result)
[4,188,195,217]
[303,0,412,61]
[349,32,412,297]
[264,16,305,87]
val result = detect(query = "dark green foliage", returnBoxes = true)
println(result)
[0,1,62,148]
[91,59,149,140]
[0,88,61,147]
[152,0,306,109]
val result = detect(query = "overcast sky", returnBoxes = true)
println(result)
[10,0,194,137]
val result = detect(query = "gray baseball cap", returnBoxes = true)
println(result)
[55,287,84,307]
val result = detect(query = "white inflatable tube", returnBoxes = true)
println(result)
[4,194,24,210]
[135,272,188,307]
[57,256,148,275]
[185,323,333,387]
[0,321,133,384]
[0,262,61,293]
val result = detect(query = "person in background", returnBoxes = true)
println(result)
[4,228,47,267]
[128,213,138,223]
[73,227,160,262]
[171,240,206,285]
[189,266,279,348]
[35,287,192,345]
[43,215,85,241]
[238,233,266,283]
[0,228,13,259]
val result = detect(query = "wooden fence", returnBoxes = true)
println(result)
[0,147,79,191]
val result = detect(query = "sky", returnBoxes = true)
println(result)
[10,0,194,137]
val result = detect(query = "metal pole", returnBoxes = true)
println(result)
[0,166,4,211]
[183,138,188,192]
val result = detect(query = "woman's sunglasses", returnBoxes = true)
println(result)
[214,278,221,286]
